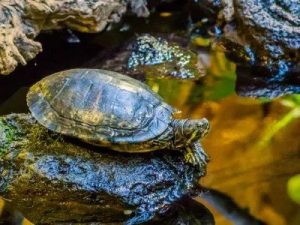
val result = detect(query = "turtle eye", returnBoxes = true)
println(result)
[197,119,210,132]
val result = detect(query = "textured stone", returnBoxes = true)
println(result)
[0,113,208,224]
[0,0,149,75]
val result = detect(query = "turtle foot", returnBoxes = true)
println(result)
[184,142,209,169]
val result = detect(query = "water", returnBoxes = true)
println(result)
[0,8,300,225]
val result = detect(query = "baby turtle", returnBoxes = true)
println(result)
[27,69,209,168]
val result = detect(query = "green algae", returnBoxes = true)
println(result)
[0,119,17,156]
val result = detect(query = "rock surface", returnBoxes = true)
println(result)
[127,34,204,79]
[0,0,150,75]
[196,0,300,82]
[86,34,204,80]
[0,113,208,224]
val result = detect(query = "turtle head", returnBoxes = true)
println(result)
[172,118,210,147]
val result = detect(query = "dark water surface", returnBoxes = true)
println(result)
[0,7,300,225]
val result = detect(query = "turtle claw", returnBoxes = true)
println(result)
[184,142,209,169]
[184,147,197,165]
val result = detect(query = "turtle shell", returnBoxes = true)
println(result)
[27,69,175,152]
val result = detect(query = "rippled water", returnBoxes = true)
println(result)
[0,7,300,225]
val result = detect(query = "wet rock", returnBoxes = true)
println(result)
[201,188,266,225]
[0,0,151,76]
[195,0,300,87]
[0,198,215,225]
[127,34,204,79]
[87,34,205,80]
[160,196,215,225]
[0,113,208,224]
[235,65,300,98]
[128,0,149,18]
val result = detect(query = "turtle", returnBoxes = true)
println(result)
[26,69,210,168]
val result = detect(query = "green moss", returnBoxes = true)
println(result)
[0,118,17,156]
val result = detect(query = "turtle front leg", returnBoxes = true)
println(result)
[184,142,209,169]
